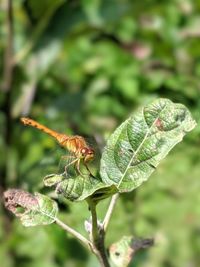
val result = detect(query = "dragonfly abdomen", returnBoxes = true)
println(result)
[20,117,92,159]
[21,117,69,144]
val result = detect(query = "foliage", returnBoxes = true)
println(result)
[0,0,200,266]
[3,98,196,267]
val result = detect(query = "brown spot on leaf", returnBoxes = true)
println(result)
[3,189,39,217]
[155,118,164,131]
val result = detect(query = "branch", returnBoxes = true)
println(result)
[1,0,14,233]
[103,193,119,232]
[1,0,14,182]
[2,0,14,92]
[87,198,110,267]
[88,199,99,243]
[55,217,92,251]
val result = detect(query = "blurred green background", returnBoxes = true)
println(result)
[0,0,200,266]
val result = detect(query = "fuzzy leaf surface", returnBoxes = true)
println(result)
[4,190,58,227]
[21,193,58,227]
[100,98,196,192]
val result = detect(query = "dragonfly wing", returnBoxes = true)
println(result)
[38,146,62,175]
[58,150,78,177]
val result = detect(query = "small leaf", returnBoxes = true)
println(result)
[109,236,154,267]
[43,173,64,187]
[100,98,196,192]
[4,189,58,227]
[44,173,117,202]
[22,193,58,227]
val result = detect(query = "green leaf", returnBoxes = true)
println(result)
[43,174,64,187]
[109,236,134,267]
[100,98,196,192]
[21,193,58,227]
[44,173,117,202]
[4,189,58,226]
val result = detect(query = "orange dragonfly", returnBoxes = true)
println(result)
[20,117,94,176]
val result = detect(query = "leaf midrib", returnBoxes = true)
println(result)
[118,104,167,188]
[24,196,58,223]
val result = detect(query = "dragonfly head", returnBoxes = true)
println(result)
[81,147,94,162]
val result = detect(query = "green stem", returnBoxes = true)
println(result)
[103,193,119,232]
[2,0,14,92]
[87,198,110,267]
[55,217,92,251]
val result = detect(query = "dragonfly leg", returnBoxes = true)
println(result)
[61,155,76,160]
[59,155,76,174]
[84,163,95,178]
[76,160,95,178]
[62,157,93,178]
[76,159,87,177]
[63,158,79,176]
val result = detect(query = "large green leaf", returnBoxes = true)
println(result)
[100,98,196,192]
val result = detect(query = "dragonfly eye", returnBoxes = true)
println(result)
[83,148,94,162]
[88,149,94,155]
[81,148,87,155]
[81,147,94,158]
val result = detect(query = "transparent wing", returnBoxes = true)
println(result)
[38,145,67,175]
[58,150,78,177]
[40,136,101,178]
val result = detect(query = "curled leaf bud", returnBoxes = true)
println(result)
[84,217,103,234]
[131,238,154,251]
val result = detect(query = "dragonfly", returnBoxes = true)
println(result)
[20,117,95,176]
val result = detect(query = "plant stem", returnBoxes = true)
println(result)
[103,193,119,232]
[88,198,110,267]
[1,0,17,245]
[2,0,14,150]
[2,0,14,93]
[55,217,92,251]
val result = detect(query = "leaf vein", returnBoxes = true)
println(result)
[118,103,167,187]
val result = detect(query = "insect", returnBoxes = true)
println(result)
[20,117,95,176]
